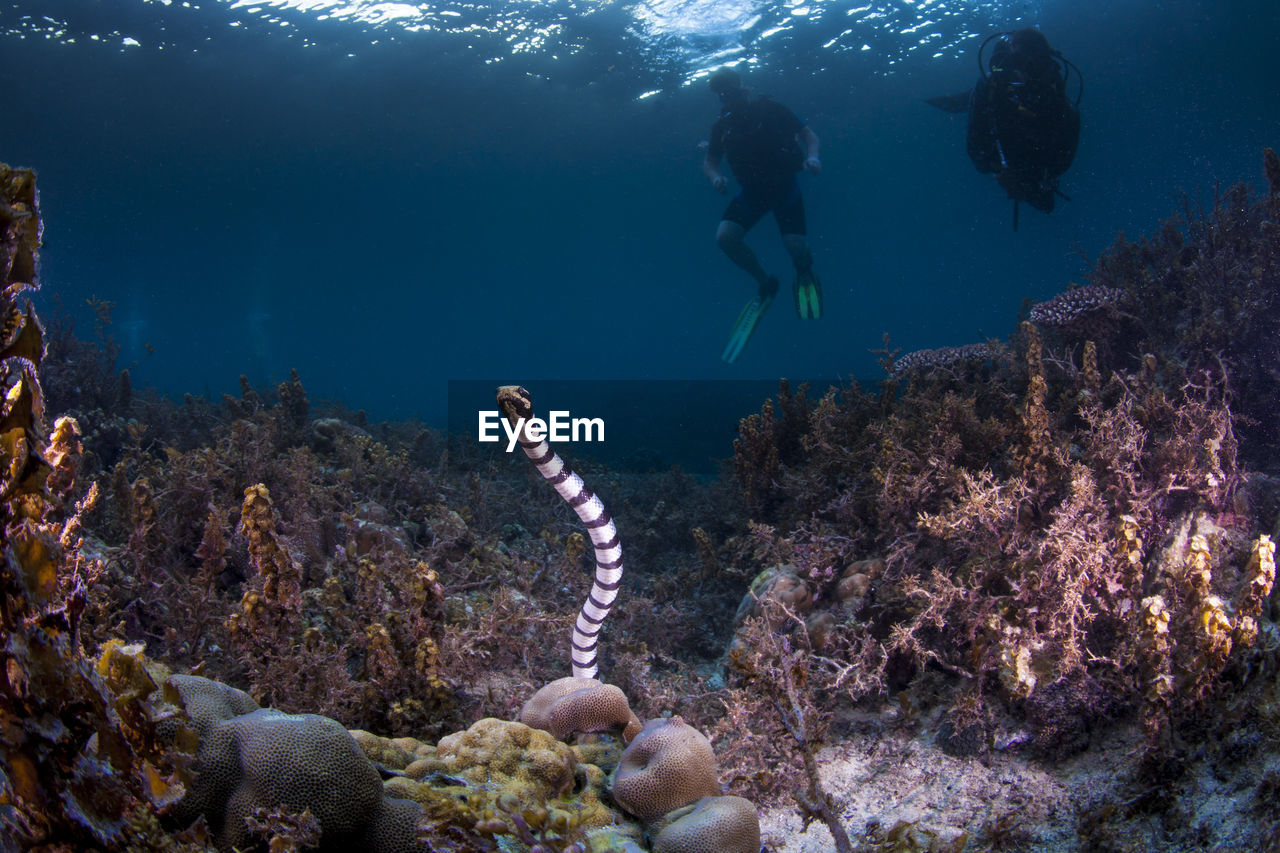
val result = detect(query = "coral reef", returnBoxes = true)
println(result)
[433,718,579,799]
[707,151,1280,847]
[499,384,763,851]
[11,152,1280,852]
[1079,166,1280,463]
[730,380,811,517]
[369,716,620,851]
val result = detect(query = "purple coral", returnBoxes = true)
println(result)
[1028,286,1129,331]
[890,342,1000,379]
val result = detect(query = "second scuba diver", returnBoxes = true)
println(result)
[929,28,1082,230]
[702,67,824,364]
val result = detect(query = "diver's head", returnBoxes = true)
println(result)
[990,27,1053,72]
[708,67,747,107]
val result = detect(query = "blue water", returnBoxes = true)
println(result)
[2,0,1276,426]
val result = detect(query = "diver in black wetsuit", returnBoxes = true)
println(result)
[702,67,823,363]
[930,28,1082,229]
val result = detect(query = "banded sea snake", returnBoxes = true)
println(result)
[496,385,622,679]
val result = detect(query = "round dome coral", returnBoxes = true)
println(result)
[610,716,721,822]
[650,795,761,853]
[520,676,642,743]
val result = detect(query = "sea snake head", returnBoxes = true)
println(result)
[496,384,533,427]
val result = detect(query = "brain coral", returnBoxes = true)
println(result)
[166,675,423,852]
[360,796,427,851]
[166,672,261,739]
[520,676,643,743]
[610,717,721,823]
[649,796,761,853]
[733,567,814,630]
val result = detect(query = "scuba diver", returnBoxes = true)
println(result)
[702,67,824,364]
[928,28,1082,229]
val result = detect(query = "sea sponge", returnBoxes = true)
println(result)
[649,795,761,853]
[610,717,721,822]
[520,676,642,743]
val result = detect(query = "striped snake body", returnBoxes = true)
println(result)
[496,385,622,679]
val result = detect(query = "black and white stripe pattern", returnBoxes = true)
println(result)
[497,385,622,679]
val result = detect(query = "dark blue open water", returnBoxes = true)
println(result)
[2,0,1276,431]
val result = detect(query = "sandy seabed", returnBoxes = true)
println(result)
[756,709,1276,852]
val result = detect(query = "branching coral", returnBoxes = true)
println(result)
[1027,285,1129,333]
[0,163,205,850]
[888,342,1003,380]
[731,380,811,517]
[712,152,1280,770]
[715,601,856,851]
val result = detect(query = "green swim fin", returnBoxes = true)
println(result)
[793,267,823,319]
[721,292,774,364]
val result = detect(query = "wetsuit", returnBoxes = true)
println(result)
[967,57,1080,212]
[708,96,808,234]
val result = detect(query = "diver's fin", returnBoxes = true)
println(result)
[925,92,972,114]
[721,294,774,364]
[792,267,823,319]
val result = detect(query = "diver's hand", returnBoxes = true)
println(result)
[712,175,728,193]
[804,156,822,175]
